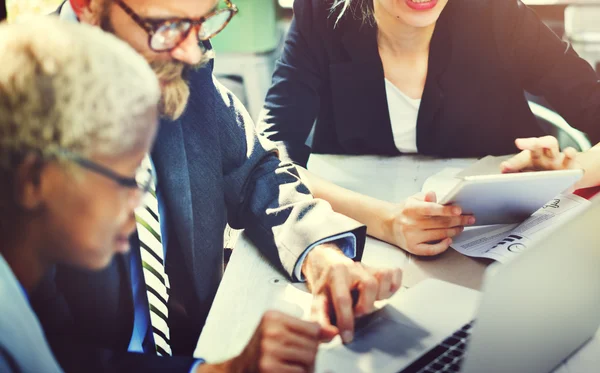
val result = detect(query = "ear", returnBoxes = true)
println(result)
[13,154,47,211]
[69,0,90,16]
[72,0,104,26]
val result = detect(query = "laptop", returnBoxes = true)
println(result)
[315,197,600,373]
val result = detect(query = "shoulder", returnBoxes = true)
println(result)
[293,0,337,20]
[442,0,494,29]
[441,0,526,51]
[444,0,526,27]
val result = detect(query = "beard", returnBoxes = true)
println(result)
[100,10,213,121]
[150,60,191,121]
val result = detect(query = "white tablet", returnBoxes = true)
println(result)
[437,169,584,225]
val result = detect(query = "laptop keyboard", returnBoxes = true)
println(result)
[398,321,474,373]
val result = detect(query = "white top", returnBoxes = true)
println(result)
[384,78,421,153]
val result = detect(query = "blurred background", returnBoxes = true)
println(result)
[6,0,598,123]
[6,0,62,21]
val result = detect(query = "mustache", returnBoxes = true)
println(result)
[147,49,215,120]
[148,48,215,83]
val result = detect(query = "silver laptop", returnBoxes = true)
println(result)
[316,197,600,373]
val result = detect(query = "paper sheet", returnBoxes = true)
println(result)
[451,193,590,262]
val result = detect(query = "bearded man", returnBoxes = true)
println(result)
[31,1,403,372]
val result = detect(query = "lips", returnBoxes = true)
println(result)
[116,235,131,254]
[405,0,438,11]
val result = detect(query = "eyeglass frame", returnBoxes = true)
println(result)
[57,149,154,194]
[114,0,239,52]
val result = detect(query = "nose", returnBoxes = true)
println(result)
[128,188,144,211]
[170,28,203,65]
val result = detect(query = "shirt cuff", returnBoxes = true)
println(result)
[293,233,357,282]
[189,358,206,373]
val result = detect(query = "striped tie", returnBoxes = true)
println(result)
[135,156,172,357]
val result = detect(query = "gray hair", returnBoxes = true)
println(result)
[0,17,160,169]
[331,0,375,27]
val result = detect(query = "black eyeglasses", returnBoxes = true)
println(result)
[58,150,154,194]
[115,0,238,52]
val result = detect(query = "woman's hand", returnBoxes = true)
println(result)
[385,191,475,256]
[501,136,580,173]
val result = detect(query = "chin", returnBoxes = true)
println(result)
[403,15,440,28]
[68,250,116,272]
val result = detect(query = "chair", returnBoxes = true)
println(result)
[528,100,592,152]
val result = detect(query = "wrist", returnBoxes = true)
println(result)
[302,243,346,287]
[378,201,399,245]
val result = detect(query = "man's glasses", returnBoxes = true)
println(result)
[115,0,239,52]
[59,150,154,194]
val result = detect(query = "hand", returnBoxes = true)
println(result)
[386,191,475,256]
[501,136,579,173]
[302,243,402,344]
[203,311,326,373]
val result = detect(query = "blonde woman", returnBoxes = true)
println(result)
[259,0,600,256]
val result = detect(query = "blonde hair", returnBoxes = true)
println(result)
[331,0,375,27]
[0,17,160,169]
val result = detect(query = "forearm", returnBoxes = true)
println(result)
[575,143,600,189]
[296,167,395,244]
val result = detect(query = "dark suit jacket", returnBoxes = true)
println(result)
[32,27,367,373]
[1,0,7,22]
[258,0,600,167]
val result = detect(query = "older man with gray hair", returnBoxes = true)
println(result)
[1,14,335,373]
[0,16,159,372]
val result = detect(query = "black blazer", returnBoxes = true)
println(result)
[1,0,7,22]
[258,0,600,167]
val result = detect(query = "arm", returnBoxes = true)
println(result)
[296,167,475,256]
[257,0,326,167]
[212,76,401,343]
[33,265,324,373]
[216,73,365,280]
[492,0,600,143]
[197,311,331,373]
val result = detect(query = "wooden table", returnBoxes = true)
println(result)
[195,154,599,372]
